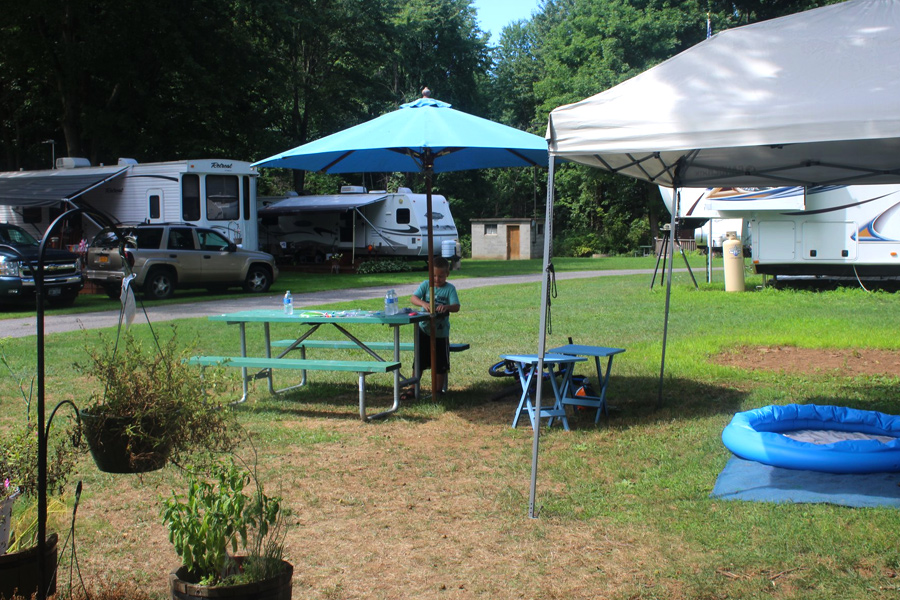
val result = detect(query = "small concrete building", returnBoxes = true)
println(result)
[470,218,545,260]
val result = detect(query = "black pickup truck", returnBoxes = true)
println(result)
[0,223,84,307]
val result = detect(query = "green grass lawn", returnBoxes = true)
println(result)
[3,265,898,599]
[0,255,708,319]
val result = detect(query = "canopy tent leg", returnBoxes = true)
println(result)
[657,185,680,409]
[529,158,557,519]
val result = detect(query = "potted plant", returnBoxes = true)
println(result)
[161,458,292,600]
[76,326,236,473]
[0,346,80,599]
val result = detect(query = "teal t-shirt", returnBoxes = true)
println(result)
[413,280,459,338]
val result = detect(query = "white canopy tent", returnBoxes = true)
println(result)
[547,0,900,189]
[525,0,900,516]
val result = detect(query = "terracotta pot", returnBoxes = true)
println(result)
[0,533,58,599]
[79,410,173,473]
[170,559,293,600]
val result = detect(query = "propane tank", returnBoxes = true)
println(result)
[723,231,745,292]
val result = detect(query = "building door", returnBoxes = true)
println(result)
[507,225,520,260]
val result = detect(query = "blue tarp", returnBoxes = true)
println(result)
[711,456,900,508]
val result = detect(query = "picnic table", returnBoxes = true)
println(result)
[189,308,433,421]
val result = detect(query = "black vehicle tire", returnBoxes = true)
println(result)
[143,268,176,300]
[243,266,272,293]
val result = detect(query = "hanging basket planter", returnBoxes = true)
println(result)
[79,410,173,474]
[170,559,293,600]
[0,533,58,600]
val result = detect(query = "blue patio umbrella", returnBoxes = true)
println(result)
[254,92,550,403]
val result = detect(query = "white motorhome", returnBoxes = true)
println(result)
[0,157,260,250]
[661,185,900,278]
[258,186,458,261]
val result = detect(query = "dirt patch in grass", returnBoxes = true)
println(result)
[712,345,900,377]
[67,397,676,600]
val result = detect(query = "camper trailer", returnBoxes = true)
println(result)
[0,158,259,250]
[258,187,458,261]
[661,185,900,278]
[658,187,747,253]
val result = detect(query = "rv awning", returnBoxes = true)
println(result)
[259,194,388,216]
[0,166,129,207]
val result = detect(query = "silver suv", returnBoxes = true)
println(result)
[86,224,278,300]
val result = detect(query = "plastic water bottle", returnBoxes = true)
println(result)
[283,291,293,315]
[384,289,398,315]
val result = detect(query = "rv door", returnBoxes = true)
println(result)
[147,189,164,223]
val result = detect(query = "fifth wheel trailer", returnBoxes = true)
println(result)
[661,185,900,278]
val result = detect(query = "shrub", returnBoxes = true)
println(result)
[356,258,415,274]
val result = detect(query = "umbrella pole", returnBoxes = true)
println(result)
[425,159,438,399]
[529,158,556,518]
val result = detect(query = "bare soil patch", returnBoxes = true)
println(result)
[713,345,900,377]
[68,398,674,600]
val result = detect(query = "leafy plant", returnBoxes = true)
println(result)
[0,342,80,553]
[160,459,285,585]
[356,258,415,274]
[76,326,236,469]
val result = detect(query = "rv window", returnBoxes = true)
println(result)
[182,174,201,221]
[396,208,411,225]
[485,224,498,236]
[149,195,161,219]
[242,176,251,221]
[206,175,239,221]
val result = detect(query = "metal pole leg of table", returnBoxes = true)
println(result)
[235,323,249,404]
[594,355,616,424]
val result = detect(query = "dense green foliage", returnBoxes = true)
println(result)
[0,0,838,255]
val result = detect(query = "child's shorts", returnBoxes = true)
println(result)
[416,327,450,374]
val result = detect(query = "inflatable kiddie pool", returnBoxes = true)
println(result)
[722,404,900,473]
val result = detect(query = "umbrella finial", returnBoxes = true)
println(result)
[422,87,432,98]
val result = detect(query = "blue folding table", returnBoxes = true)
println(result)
[502,353,586,432]
[549,344,626,424]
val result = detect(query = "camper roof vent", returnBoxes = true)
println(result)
[397,187,412,193]
[340,186,367,194]
[56,157,91,169]
[118,157,138,165]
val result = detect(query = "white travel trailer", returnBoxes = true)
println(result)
[258,186,458,260]
[661,185,900,278]
[0,157,260,250]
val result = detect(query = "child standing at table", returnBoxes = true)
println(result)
[409,257,460,396]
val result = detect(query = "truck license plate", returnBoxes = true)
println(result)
[48,287,61,296]
[99,255,109,263]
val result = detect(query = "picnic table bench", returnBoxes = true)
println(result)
[187,355,401,420]
[270,339,470,391]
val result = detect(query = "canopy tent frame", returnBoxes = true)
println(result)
[533,0,900,515]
